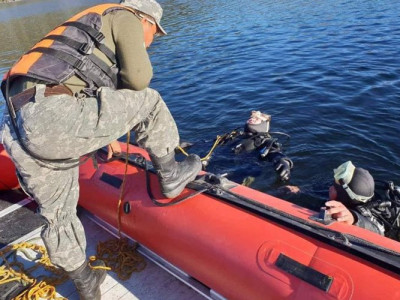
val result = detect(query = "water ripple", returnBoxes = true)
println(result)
[1,0,399,205]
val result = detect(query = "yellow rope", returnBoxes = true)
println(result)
[15,280,62,300]
[117,132,131,238]
[91,133,146,280]
[0,242,68,300]
[177,135,222,162]
[177,130,239,162]
[94,238,146,281]
[201,135,223,161]
[177,145,189,157]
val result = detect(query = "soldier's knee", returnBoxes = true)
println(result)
[145,87,162,100]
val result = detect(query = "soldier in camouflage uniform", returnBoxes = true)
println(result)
[1,0,201,299]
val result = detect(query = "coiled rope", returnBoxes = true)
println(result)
[0,241,68,300]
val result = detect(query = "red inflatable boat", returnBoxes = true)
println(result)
[0,144,19,190]
[1,142,400,299]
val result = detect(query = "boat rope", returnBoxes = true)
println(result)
[94,238,146,281]
[117,133,130,239]
[177,129,242,162]
[94,132,147,280]
[0,241,68,300]
[97,146,208,207]
[177,136,220,161]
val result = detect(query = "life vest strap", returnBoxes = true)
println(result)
[44,35,93,55]
[87,52,118,86]
[28,47,105,88]
[62,21,117,64]
[40,36,118,87]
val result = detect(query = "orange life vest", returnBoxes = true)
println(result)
[1,4,137,96]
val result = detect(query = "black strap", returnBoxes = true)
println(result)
[39,36,118,86]
[44,35,92,55]
[62,21,116,64]
[143,157,207,207]
[87,53,117,86]
[28,47,105,88]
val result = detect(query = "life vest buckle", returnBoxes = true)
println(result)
[74,59,85,70]
[94,32,105,43]
[79,43,92,55]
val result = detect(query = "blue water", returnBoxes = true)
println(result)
[1,0,399,210]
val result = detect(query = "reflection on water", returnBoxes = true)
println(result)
[0,0,115,22]
[0,0,399,210]
[0,0,116,70]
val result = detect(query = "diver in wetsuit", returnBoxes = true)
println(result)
[201,111,293,182]
[285,161,400,241]
[328,161,400,240]
[233,111,293,181]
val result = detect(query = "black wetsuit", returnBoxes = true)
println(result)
[232,133,293,181]
[350,188,400,240]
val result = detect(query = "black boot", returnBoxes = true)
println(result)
[151,152,202,198]
[68,260,107,300]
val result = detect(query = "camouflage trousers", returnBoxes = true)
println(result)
[2,84,179,271]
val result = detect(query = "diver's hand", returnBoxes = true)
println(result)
[107,140,121,160]
[274,158,292,181]
[279,185,301,194]
[325,200,355,225]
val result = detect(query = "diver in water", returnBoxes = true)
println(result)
[285,161,400,241]
[199,111,294,182]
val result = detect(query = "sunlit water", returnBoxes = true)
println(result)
[1,0,399,210]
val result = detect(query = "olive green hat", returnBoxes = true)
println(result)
[120,0,167,36]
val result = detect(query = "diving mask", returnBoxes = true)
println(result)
[333,161,373,203]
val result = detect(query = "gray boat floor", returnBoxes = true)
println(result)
[2,205,205,300]
[58,212,206,299]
